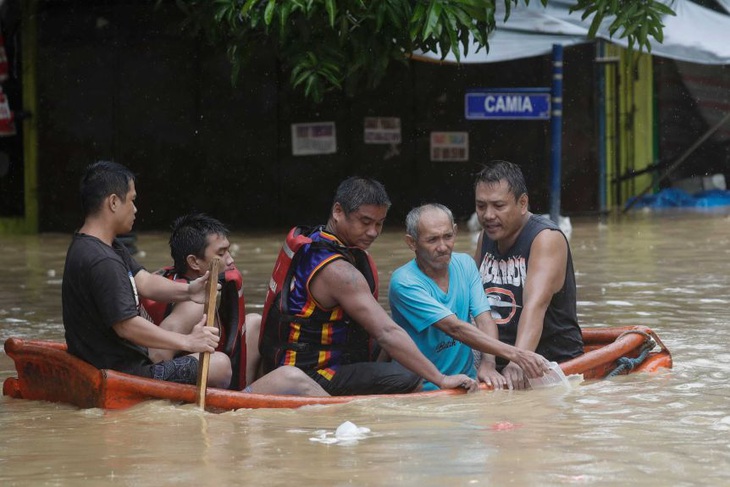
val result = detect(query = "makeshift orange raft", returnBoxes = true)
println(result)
[3,325,671,411]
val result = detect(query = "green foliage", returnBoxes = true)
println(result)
[571,0,676,51]
[171,0,674,102]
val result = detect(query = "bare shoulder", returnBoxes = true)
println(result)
[527,229,568,288]
[310,257,370,309]
[315,258,368,289]
[532,228,568,255]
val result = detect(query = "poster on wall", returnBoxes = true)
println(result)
[363,117,401,144]
[430,132,469,161]
[291,122,337,156]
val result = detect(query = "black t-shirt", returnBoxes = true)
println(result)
[62,232,151,374]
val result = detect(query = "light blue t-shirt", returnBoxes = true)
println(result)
[388,252,492,390]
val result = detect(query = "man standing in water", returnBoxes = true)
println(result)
[389,203,550,391]
[473,160,583,389]
[260,177,478,396]
[62,161,231,387]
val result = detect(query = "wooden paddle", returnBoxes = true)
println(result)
[195,257,221,409]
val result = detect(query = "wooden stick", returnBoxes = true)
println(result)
[196,257,220,409]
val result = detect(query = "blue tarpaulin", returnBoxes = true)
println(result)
[627,188,730,209]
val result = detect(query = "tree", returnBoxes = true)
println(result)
[172,0,675,102]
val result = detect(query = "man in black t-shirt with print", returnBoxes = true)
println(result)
[62,161,231,387]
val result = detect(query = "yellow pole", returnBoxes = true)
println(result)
[604,43,655,210]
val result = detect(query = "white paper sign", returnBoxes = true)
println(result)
[292,122,337,156]
[364,117,401,144]
[430,132,469,161]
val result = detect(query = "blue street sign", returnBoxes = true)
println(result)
[465,90,551,120]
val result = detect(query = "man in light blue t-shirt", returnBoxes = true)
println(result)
[388,204,549,391]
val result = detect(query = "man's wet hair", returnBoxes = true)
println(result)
[405,203,454,241]
[169,213,230,275]
[80,161,135,217]
[474,160,528,200]
[333,176,391,215]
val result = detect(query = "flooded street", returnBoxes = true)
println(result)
[2,210,730,486]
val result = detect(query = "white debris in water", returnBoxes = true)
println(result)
[605,300,634,306]
[467,212,481,233]
[47,269,56,277]
[137,251,147,258]
[308,421,372,445]
[467,213,481,248]
[336,420,370,439]
[664,287,698,294]
[606,281,653,288]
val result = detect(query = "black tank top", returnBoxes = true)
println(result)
[477,214,583,362]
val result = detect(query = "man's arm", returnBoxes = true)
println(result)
[134,269,212,304]
[148,301,205,362]
[514,230,567,351]
[435,314,548,382]
[310,259,477,391]
[472,313,505,388]
[502,230,568,388]
[113,314,219,354]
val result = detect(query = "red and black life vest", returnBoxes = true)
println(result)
[141,266,247,390]
[259,226,379,373]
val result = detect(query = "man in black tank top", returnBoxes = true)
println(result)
[473,161,584,390]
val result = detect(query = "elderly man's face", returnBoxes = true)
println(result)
[408,208,456,274]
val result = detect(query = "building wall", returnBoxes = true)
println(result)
[32,1,599,232]
[654,58,730,186]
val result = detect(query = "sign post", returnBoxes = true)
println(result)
[465,89,551,120]
[464,72,564,224]
[549,44,564,224]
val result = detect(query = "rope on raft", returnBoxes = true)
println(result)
[606,330,657,378]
